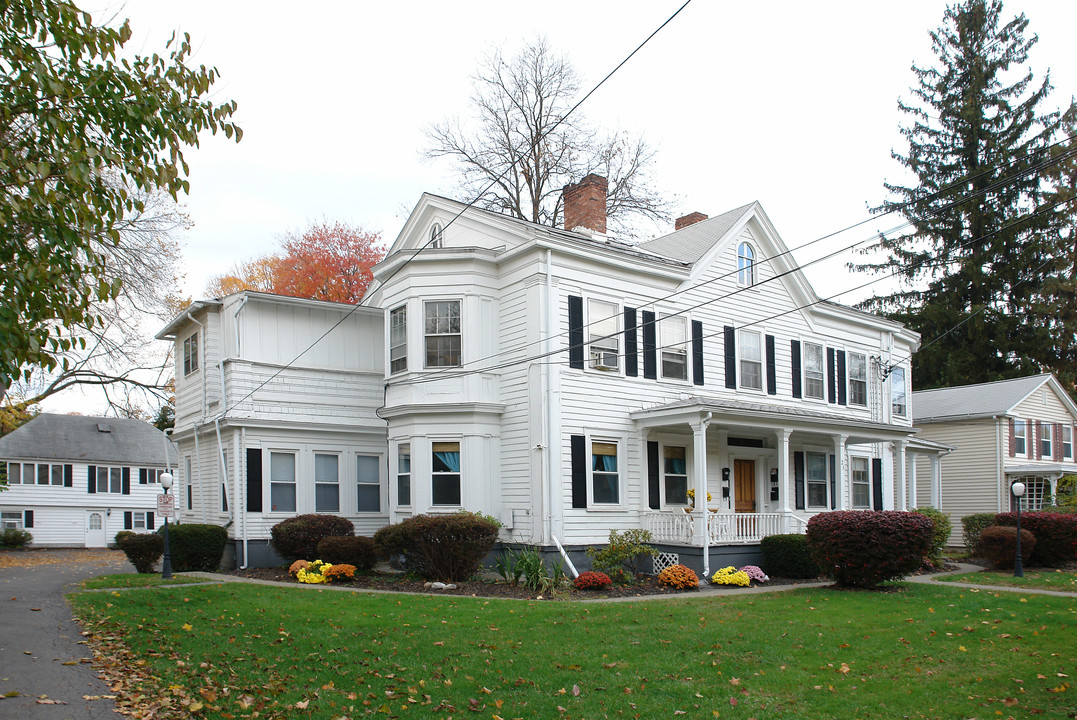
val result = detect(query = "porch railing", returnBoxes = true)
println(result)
[643,511,805,546]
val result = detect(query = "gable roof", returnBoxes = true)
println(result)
[636,203,756,263]
[0,414,177,465]
[913,374,1077,423]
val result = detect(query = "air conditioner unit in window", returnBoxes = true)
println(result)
[592,350,619,370]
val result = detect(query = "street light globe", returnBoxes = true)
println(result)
[1011,481,1026,497]
[160,472,174,491]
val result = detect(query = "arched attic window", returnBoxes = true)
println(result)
[429,223,444,249]
[737,242,755,286]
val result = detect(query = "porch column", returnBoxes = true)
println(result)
[692,415,711,582]
[930,455,941,507]
[894,440,908,511]
[778,429,792,519]
[833,434,848,510]
[908,453,918,509]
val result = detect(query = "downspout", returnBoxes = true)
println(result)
[239,427,247,569]
[545,249,559,546]
[216,362,234,532]
[186,311,209,523]
[231,295,249,567]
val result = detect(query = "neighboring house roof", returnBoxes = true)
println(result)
[636,203,756,263]
[0,414,177,465]
[913,373,1077,423]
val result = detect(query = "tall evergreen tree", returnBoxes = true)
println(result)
[855,0,1077,393]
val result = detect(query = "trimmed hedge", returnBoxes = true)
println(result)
[270,514,355,562]
[806,510,934,588]
[373,511,499,582]
[912,507,951,568]
[118,532,164,573]
[0,528,32,548]
[994,512,1077,566]
[760,533,819,579]
[961,513,996,554]
[160,523,228,571]
[316,535,377,570]
[980,525,1036,570]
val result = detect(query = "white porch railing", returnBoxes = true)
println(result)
[643,511,805,546]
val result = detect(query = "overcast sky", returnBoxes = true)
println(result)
[46,0,1077,415]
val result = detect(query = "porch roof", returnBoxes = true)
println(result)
[629,397,918,445]
[1005,462,1077,476]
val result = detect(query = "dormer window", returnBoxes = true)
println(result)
[737,243,755,286]
[429,223,444,249]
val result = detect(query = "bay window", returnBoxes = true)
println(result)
[431,442,461,506]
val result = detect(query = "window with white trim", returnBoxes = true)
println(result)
[660,315,688,380]
[891,366,907,418]
[270,452,296,513]
[7,462,65,486]
[738,329,763,391]
[314,453,339,513]
[803,342,825,400]
[848,352,867,406]
[397,445,411,506]
[1063,425,1073,461]
[424,300,461,368]
[132,511,150,531]
[588,299,619,371]
[591,440,620,504]
[183,332,199,376]
[140,468,162,484]
[663,445,688,505]
[429,223,444,249]
[356,455,381,513]
[806,451,828,508]
[431,441,461,506]
[851,456,870,508]
[1,511,23,530]
[1014,419,1027,456]
[737,242,755,286]
[96,466,123,494]
[389,306,407,374]
[1039,423,1052,458]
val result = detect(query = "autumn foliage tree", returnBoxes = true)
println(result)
[206,221,385,304]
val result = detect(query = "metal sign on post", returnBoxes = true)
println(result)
[157,493,176,519]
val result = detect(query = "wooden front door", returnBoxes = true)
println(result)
[734,459,756,513]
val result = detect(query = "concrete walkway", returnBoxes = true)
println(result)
[906,561,1077,598]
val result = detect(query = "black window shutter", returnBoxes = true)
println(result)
[872,458,883,511]
[691,320,704,386]
[826,348,837,404]
[765,334,777,395]
[139,468,148,485]
[121,467,131,495]
[87,465,96,494]
[723,326,736,389]
[147,512,155,530]
[790,340,802,398]
[794,451,805,510]
[64,464,73,487]
[246,448,263,512]
[570,435,587,509]
[123,511,132,530]
[568,296,584,369]
[647,441,660,509]
[624,307,638,377]
[829,454,837,510]
[641,311,657,379]
[837,350,847,406]
[23,510,33,528]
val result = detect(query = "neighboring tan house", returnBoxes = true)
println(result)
[913,374,1077,544]
[0,414,177,547]
[160,175,946,574]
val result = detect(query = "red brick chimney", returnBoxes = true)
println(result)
[675,212,708,230]
[562,174,607,234]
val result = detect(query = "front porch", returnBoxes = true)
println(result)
[643,510,806,545]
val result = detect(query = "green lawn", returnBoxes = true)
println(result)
[70,582,1076,719]
[79,573,207,590]
[937,567,1077,591]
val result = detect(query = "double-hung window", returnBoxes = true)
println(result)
[891,366,907,418]
[356,455,381,512]
[1040,423,1052,458]
[588,299,619,371]
[739,329,763,391]
[848,352,867,406]
[314,453,339,513]
[397,445,411,506]
[424,300,461,368]
[663,446,688,505]
[803,342,825,400]
[389,306,407,374]
[270,452,296,513]
[806,451,828,508]
[851,456,870,508]
[1013,419,1027,456]
[183,332,199,376]
[591,440,619,504]
[1063,425,1073,461]
[737,242,755,286]
[97,467,123,494]
[431,442,461,506]
[660,315,688,380]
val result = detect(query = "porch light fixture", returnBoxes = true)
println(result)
[160,472,174,579]
[1010,481,1025,578]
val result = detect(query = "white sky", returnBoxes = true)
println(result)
[43,0,1077,415]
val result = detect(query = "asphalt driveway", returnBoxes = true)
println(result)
[0,549,132,718]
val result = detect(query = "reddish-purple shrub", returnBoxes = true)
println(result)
[373,512,500,582]
[573,571,612,590]
[994,512,1076,567]
[979,526,1036,570]
[806,510,934,588]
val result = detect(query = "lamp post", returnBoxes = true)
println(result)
[160,472,174,579]
[1011,481,1026,578]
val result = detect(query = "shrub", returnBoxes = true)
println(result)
[113,530,135,547]
[711,566,750,587]
[912,507,952,568]
[961,513,997,555]
[659,563,699,589]
[760,533,819,579]
[573,571,612,590]
[270,514,354,562]
[994,512,1077,566]
[118,533,164,573]
[317,535,377,571]
[0,528,32,548]
[979,525,1036,569]
[586,529,659,583]
[289,559,310,576]
[373,511,499,582]
[806,510,934,588]
[739,565,769,583]
[161,523,228,571]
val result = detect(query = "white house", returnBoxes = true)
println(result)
[913,374,1077,545]
[0,414,176,547]
[160,175,945,574]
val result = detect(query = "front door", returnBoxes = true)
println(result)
[85,511,106,548]
[734,459,756,513]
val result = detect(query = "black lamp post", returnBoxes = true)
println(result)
[1011,481,1026,578]
[160,472,174,579]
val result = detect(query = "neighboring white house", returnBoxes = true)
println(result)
[0,414,176,547]
[913,373,1077,544]
[160,175,945,574]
